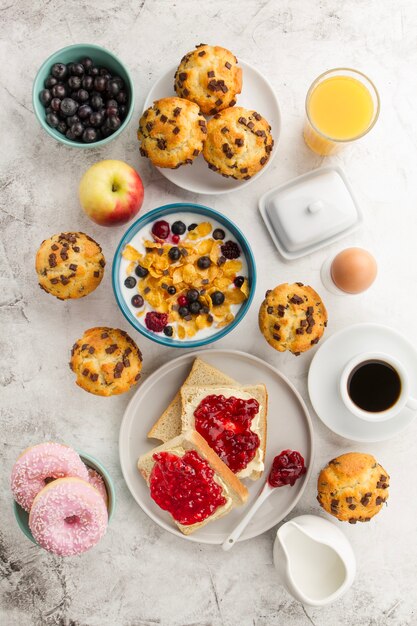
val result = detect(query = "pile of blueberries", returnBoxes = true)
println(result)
[39,58,129,143]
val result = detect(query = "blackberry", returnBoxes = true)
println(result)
[221,240,241,259]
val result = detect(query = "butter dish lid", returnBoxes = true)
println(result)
[259,166,363,260]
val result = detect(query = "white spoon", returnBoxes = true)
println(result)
[222,449,307,551]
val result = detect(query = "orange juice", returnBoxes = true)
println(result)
[304,69,379,155]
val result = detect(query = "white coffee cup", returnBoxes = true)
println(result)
[340,352,417,422]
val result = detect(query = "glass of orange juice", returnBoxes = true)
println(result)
[304,68,380,156]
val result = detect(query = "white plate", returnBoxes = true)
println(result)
[143,61,281,195]
[119,349,313,544]
[308,323,417,442]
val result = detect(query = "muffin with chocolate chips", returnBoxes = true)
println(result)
[36,232,105,300]
[258,282,327,355]
[317,452,390,524]
[174,44,242,115]
[137,97,207,169]
[70,327,143,396]
[203,107,274,179]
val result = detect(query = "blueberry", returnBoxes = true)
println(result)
[80,57,94,70]
[89,111,104,127]
[90,94,103,111]
[50,97,61,112]
[71,122,84,138]
[234,276,245,288]
[163,325,173,337]
[178,306,189,318]
[77,89,89,103]
[213,228,226,240]
[101,119,113,138]
[44,75,58,88]
[124,276,137,289]
[186,289,199,303]
[118,104,127,119]
[167,286,176,295]
[60,98,78,117]
[67,114,79,126]
[82,127,97,143]
[106,98,118,108]
[99,68,112,78]
[88,66,99,77]
[106,105,119,117]
[68,75,81,90]
[168,246,181,261]
[131,294,144,308]
[189,301,201,315]
[81,75,94,91]
[56,121,67,134]
[197,256,211,269]
[114,76,125,89]
[51,63,67,80]
[51,84,66,99]
[78,104,93,120]
[94,76,107,92]
[72,63,85,77]
[172,220,186,235]
[135,264,149,278]
[46,112,59,128]
[107,79,120,96]
[66,129,76,140]
[67,63,76,75]
[188,223,198,231]
[107,115,121,131]
[40,89,51,106]
[116,90,128,104]
[211,291,225,306]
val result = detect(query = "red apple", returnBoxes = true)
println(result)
[79,159,144,226]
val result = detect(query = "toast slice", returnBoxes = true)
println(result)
[180,384,268,481]
[147,358,237,442]
[138,430,248,535]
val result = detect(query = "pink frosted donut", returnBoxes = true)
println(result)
[87,468,108,507]
[11,443,89,511]
[29,477,108,556]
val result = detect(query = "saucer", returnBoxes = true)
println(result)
[143,61,281,195]
[308,323,417,442]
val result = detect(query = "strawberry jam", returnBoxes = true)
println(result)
[194,395,260,473]
[268,450,307,488]
[149,450,226,525]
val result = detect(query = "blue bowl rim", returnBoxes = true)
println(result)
[112,202,257,348]
[12,450,116,545]
[32,43,135,149]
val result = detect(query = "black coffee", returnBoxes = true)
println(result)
[347,360,401,413]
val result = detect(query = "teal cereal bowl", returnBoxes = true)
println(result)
[32,43,134,148]
[13,451,115,545]
[112,202,257,348]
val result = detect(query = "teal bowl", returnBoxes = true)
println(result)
[112,202,257,348]
[13,451,116,545]
[32,43,134,148]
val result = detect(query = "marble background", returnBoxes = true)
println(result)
[1,1,417,624]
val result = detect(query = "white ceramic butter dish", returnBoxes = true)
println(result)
[259,166,363,260]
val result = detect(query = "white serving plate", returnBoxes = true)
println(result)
[143,61,281,195]
[119,349,314,544]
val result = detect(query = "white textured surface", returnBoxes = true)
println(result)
[1,1,417,625]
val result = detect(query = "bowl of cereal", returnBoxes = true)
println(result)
[112,203,256,347]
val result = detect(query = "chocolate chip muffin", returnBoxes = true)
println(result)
[202,107,274,179]
[70,327,142,396]
[137,97,207,169]
[36,232,105,300]
[258,282,327,355]
[317,453,389,524]
[174,44,242,115]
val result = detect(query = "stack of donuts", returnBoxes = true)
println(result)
[10,442,109,556]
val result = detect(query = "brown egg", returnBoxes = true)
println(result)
[330,248,377,294]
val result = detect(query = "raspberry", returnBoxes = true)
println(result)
[221,240,241,259]
[145,312,168,332]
